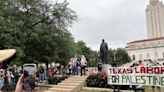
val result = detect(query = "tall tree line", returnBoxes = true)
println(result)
[0,0,77,65]
[0,0,131,67]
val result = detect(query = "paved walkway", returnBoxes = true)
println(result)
[43,76,87,92]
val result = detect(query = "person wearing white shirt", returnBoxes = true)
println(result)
[80,55,87,76]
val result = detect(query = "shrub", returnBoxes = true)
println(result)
[86,72,108,88]
[86,72,130,90]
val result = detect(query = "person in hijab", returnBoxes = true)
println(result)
[80,55,87,76]
[72,55,79,75]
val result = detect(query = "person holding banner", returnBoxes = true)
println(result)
[138,60,145,67]
[146,59,154,66]
[146,59,161,92]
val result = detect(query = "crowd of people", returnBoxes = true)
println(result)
[0,54,90,92]
[130,59,162,68]
[128,59,164,92]
[1,57,163,92]
[0,64,51,91]
[68,55,88,76]
[0,64,21,91]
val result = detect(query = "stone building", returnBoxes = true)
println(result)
[126,0,164,64]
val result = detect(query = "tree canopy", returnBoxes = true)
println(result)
[0,0,131,67]
[0,0,77,65]
[108,48,131,66]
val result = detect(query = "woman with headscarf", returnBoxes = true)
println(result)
[72,55,78,75]
[80,55,87,76]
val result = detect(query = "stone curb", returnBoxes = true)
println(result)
[83,87,112,91]
[83,87,134,92]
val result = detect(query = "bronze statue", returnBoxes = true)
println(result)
[100,39,109,64]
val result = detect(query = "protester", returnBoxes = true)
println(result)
[39,66,46,83]
[138,60,145,67]
[146,59,154,66]
[13,65,20,84]
[47,65,54,77]
[72,55,78,75]
[53,66,58,75]
[80,55,87,76]
[146,59,161,92]
[6,70,14,85]
[97,59,102,72]
[68,58,72,75]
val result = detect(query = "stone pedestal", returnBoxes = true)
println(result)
[102,64,111,73]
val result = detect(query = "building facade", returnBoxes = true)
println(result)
[126,37,164,62]
[146,0,164,38]
[126,0,164,64]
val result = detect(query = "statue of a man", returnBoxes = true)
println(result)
[100,39,109,64]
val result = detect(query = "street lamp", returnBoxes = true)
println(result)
[114,51,116,61]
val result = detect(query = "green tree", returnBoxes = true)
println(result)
[0,0,77,66]
[76,41,90,56]
[109,48,131,66]
[88,51,99,67]
[76,41,99,67]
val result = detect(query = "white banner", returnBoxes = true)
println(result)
[105,66,164,86]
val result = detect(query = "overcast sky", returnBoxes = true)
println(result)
[56,0,164,51]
